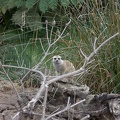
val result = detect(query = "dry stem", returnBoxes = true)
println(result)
[2,31,119,120]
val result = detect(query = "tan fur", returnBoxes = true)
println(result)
[52,55,75,75]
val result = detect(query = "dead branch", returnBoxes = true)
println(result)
[45,99,86,120]
[8,33,119,119]
[41,85,48,120]
[2,30,119,120]
[0,62,20,99]
[20,19,71,83]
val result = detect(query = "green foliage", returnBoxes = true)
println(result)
[70,0,84,6]
[38,0,59,13]
[6,0,16,9]
[11,9,42,31]
[39,0,49,13]
[66,0,120,93]
[0,0,16,13]
[26,10,42,31]
[25,0,38,9]
[60,0,70,7]
[12,10,24,27]
[0,0,84,14]
[47,0,58,11]
[15,0,26,8]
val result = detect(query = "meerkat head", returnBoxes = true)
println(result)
[52,55,63,64]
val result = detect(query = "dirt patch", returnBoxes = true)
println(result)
[0,80,37,120]
[0,80,119,120]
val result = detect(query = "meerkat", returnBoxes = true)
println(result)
[52,55,75,75]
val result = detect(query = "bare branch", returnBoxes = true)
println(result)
[20,19,71,82]
[83,32,119,68]
[10,32,119,120]
[41,85,48,120]
[39,38,46,54]
[23,81,46,112]
[0,62,20,99]
[2,64,46,81]
[51,19,71,46]
[12,112,20,120]
[93,27,107,51]
[67,97,71,107]
[93,37,97,51]
[95,32,119,53]
[66,19,71,26]
[81,115,90,120]
[45,99,86,120]
[80,48,88,59]
[45,20,50,45]
[50,20,56,44]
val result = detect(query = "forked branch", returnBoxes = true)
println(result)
[10,32,119,120]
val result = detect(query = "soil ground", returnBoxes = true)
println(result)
[0,80,38,120]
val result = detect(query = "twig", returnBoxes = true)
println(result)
[0,62,20,99]
[39,38,46,54]
[10,32,119,120]
[77,13,90,19]
[2,64,46,81]
[45,99,86,120]
[50,20,56,44]
[81,115,90,120]
[82,32,119,68]
[41,84,48,120]
[24,32,119,108]
[20,19,71,82]
[12,112,20,120]
[23,81,46,111]
[34,19,71,68]
[95,32,119,53]
[67,97,71,107]
[80,48,88,59]
[93,27,110,52]
[93,37,97,51]
[51,19,71,46]
[45,20,50,45]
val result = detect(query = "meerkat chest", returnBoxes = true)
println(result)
[54,63,64,73]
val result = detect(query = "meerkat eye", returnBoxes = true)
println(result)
[54,58,56,60]
[58,58,61,60]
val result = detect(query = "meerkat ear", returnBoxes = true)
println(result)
[58,55,62,59]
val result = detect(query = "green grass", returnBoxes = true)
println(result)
[66,0,120,93]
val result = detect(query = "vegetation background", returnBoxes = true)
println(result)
[0,0,120,93]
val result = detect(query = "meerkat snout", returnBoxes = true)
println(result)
[52,55,62,64]
[52,55,75,75]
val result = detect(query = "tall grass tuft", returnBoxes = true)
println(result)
[64,0,120,93]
